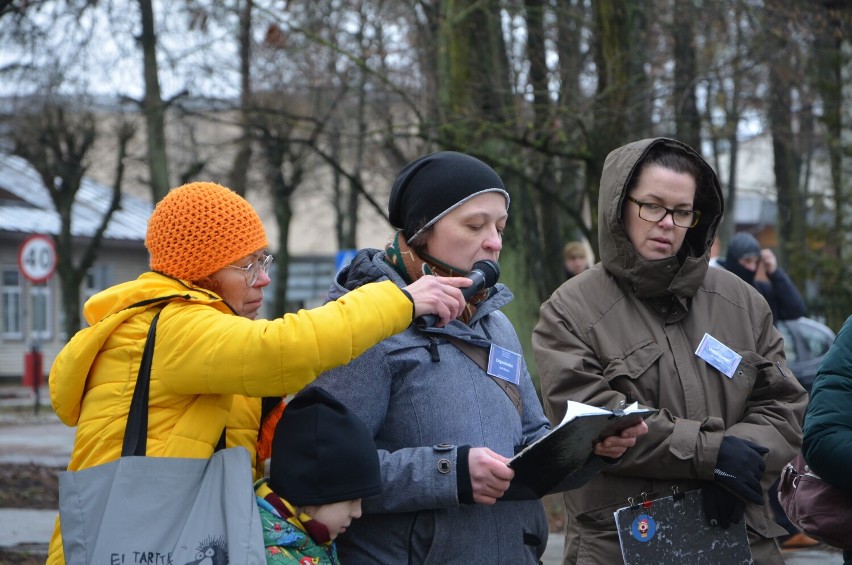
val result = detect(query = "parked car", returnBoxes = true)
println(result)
[775,317,837,395]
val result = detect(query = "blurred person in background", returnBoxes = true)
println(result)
[563,240,592,280]
[717,232,807,323]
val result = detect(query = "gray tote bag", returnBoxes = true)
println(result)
[58,312,266,565]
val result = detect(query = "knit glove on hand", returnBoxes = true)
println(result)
[702,482,745,529]
[702,436,769,528]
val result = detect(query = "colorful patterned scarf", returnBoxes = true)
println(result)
[255,480,339,564]
[384,230,489,325]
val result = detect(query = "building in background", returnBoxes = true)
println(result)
[0,152,350,383]
[0,153,152,382]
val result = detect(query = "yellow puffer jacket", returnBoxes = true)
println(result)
[47,271,414,564]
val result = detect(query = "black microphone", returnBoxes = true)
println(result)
[415,260,501,329]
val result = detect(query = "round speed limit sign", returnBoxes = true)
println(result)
[18,234,57,283]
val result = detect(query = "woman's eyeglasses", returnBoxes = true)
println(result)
[627,196,701,228]
[227,254,274,286]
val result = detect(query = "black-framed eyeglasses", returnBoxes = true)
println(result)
[626,196,701,228]
[227,254,274,287]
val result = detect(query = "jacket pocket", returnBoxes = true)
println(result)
[602,340,664,383]
[407,510,441,564]
[738,350,801,401]
[574,487,659,530]
[730,355,759,397]
[601,341,664,404]
[575,498,628,529]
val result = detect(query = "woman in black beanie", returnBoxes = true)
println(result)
[303,151,647,564]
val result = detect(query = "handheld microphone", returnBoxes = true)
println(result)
[415,259,501,329]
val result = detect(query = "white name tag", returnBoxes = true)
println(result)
[487,344,521,385]
[695,333,742,379]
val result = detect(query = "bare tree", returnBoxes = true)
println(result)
[11,102,134,336]
[254,108,308,316]
[586,0,649,251]
[698,0,754,252]
[227,0,254,197]
[523,0,562,294]
[5,0,852,329]
[137,0,171,202]
[807,1,852,325]
[673,0,701,150]
[763,1,808,287]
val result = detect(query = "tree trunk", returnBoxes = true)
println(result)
[524,0,562,294]
[812,1,852,312]
[258,120,306,315]
[138,0,170,202]
[587,0,643,254]
[431,0,544,378]
[555,0,592,256]
[766,2,805,285]
[272,174,293,315]
[228,0,254,197]
[673,0,701,150]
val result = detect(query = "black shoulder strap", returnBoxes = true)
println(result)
[121,311,228,456]
[444,336,523,417]
[122,312,160,456]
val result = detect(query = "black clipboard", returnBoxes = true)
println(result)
[614,488,753,565]
[506,401,656,499]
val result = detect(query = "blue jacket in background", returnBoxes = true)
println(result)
[717,257,806,322]
[755,269,807,322]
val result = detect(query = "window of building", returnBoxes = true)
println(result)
[30,282,51,341]
[84,264,112,303]
[2,268,23,339]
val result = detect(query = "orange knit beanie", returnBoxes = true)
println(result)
[145,182,269,281]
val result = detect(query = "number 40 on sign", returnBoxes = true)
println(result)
[18,234,57,284]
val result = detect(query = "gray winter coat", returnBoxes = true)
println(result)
[533,138,808,564]
[307,249,601,564]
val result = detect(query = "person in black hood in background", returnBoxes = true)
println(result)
[718,232,807,322]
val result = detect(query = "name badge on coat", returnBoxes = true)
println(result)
[487,344,521,385]
[695,333,742,379]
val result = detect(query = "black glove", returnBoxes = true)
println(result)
[713,436,769,505]
[702,481,745,529]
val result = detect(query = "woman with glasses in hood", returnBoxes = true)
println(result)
[534,138,808,564]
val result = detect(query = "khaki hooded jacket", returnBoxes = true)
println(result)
[533,138,807,563]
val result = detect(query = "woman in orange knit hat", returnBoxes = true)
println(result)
[46,181,471,564]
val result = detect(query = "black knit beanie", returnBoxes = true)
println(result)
[268,388,382,506]
[388,151,510,242]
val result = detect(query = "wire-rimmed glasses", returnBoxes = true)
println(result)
[626,196,701,228]
[227,254,274,287]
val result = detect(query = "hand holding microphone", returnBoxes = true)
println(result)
[403,275,469,327]
[413,260,501,329]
